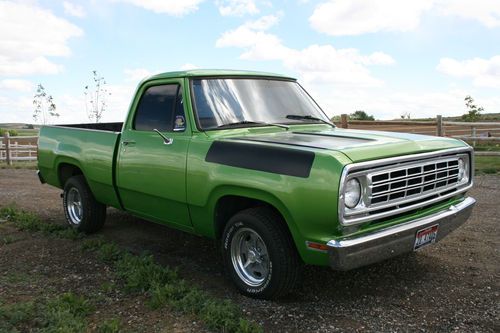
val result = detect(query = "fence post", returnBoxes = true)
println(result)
[341,114,348,129]
[4,132,11,165]
[436,115,444,136]
[471,126,476,147]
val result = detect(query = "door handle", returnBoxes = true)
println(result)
[122,140,136,146]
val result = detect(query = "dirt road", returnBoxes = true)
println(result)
[0,169,498,332]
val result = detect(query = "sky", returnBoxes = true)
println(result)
[0,0,499,124]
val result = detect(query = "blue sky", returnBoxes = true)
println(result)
[0,0,499,124]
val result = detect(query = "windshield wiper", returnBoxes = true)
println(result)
[217,121,289,130]
[286,115,335,128]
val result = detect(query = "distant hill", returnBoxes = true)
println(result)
[0,123,39,129]
[392,113,500,122]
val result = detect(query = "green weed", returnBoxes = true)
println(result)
[100,281,115,293]
[40,292,93,333]
[0,293,93,333]
[1,235,21,245]
[0,301,35,327]
[2,206,262,333]
[97,318,121,333]
[0,206,83,239]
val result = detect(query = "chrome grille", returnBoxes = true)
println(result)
[339,148,473,226]
[369,157,461,206]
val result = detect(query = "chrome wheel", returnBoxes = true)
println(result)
[230,227,270,287]
[66,187,83,225]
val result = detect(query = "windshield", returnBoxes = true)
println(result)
[191,78,330,130]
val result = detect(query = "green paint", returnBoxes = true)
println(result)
[38,70,471,266]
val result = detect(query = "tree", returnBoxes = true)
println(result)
[84,70,111,123]
[462,95,483,122]
[400,112,411,120]
[350,110,374,121]
[33,84,59,124]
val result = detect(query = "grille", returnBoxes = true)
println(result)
[339,148,473,226]
[369,157,461,206]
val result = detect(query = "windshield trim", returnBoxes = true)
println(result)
[188,76,331,132]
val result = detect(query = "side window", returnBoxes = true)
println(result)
[133,84,185,132]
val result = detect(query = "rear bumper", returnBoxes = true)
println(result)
[37,170,46,184]
[327,197,476,270]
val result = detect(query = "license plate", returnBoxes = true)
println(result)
[414,224,439,250]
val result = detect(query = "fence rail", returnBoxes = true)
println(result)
[335,114,500,155]
[0,133,38,165]
[1,117,499,164]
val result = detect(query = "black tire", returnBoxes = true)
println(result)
[221,207,303,299]
[63,175,106,233]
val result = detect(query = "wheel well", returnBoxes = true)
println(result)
[214,195,289,240]
[58,163,83,187]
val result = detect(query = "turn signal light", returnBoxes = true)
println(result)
[306,242,329,251]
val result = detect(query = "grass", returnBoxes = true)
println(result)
[0,207,83,240]
[1,207,262,333]
[0,161,38,170]
[475,156,500,174]
[1,235,22,245]
[0,293,93,333]
[97,318,121,333]
[82,238,262,333]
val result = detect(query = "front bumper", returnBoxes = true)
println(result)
[327,197,476,270]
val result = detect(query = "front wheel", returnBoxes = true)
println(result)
[221,207,303,299]
[63,175,106,233]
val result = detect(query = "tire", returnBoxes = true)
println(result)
[221,207,303,299]
[63,175,106,233]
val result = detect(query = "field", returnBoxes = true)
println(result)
[0,169,498,332]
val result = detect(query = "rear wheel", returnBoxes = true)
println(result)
[63,175,106,233]
[221,207,303,299]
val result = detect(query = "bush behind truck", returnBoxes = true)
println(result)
[37,70,475,299]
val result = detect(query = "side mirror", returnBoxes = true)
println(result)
[153,129,173,145]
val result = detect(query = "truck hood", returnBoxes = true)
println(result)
[229,128,467,162]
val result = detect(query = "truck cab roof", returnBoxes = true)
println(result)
[146,69,296,81]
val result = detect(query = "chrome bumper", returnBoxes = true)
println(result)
[327,197,476,271]
[37,170,46,184]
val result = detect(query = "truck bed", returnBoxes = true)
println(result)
[38,124,122,209]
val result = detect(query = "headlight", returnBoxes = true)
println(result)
[344,178,361,208]
[457,158,467,182]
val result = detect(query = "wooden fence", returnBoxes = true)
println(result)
[1,117,499,164]
[0,133,38,165]
[335,114,500,156]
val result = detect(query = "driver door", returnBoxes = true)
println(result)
[116,80,192,231]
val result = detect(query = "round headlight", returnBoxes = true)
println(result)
[457,158,466,182]
[344,178,361,209]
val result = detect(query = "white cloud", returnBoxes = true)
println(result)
[0,79,33,93]
[309,0,500,36]
[112,0,204,16]
[216,0,259,16]
[213,13,500,120]
[310,0,434,36]
[283,45,394,87]
[124,68,153,82]
[437,0,500,28]
[63,1,86,18]
[437,56,500,89]
[216,14,394,87]
[0,1,83,77]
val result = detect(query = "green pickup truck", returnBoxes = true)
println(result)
[38,70,475,299]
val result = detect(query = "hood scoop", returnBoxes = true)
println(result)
[233,131,374,150]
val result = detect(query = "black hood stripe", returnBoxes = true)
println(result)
[205,141,314,178]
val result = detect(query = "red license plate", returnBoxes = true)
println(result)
[414,224,439,250]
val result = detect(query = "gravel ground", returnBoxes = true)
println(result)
[0,169,498,332]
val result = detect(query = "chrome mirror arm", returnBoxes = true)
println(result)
[153,129,173,145]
